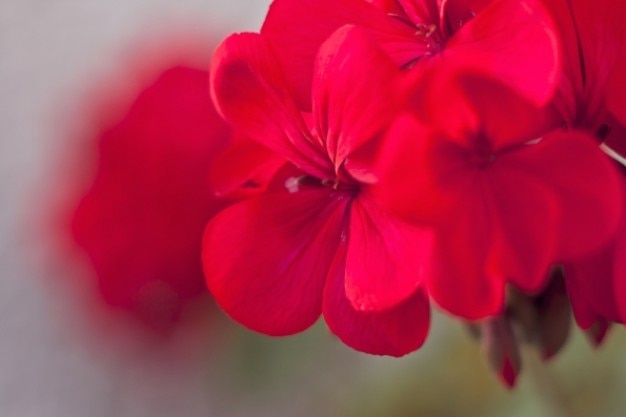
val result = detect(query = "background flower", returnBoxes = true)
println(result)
[70,60,232,332]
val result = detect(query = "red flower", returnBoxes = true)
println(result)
[562,175,626,333]
[542,0,626,332]
[261,0,559,109]
[205,26,433,356]
[71,64,232,331]
[375,71,623,319]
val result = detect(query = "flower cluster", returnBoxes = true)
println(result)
[204,0,626,386]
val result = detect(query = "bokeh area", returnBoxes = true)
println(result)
[2,1,626,416]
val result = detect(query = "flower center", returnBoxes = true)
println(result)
[470,136,496,168]
[415,22,444,53]
[388,14,444,69]
[284,175,359,193]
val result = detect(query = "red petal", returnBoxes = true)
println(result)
[570,0,626,116]
[427,190,505,320]
[203,189,348,335]
[209,136,285,198]
[407,69,561,153]
[445,0,560,106]
[397,0,440,26]
[70,66,232,330]
[313,26,401,170]
[371,114,463,224]
[439,0,492,33]
[565,244,622,329]
[210,33,331,178]
[542,0,584,123]
[261,0,420,109]
[455,74,561,149]
[607,56,626,127]
[506,131,623,260]
[487,162,559,293]
[323,242,430,356]
[345,195,434,311]
[368,0,407,14]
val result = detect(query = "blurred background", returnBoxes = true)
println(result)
[2,1,626,416]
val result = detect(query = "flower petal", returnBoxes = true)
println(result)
[487,163,559,293]
[505,130,623,260]
[564,245,622,329]
[367,0,408,15]
[439,0,492,35]
[566,178,626,328]
[606,56,626,127]
[396,0,440,26]
[323,242,430,356]
[210,32,330,178]
[570,0,626,116]
[209,135,285,198]
[409,63,560,149]
[261,0,420,109]
[541,0,585,123]
[427,189,505,320]
[371,114,463,224]
[203,189,348,335]
[313,25,401,170]
[345,195,434,311]
[71,65,232,330]
[445,0,560,106]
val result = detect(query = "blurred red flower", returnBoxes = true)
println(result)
[71,59,232,332]
[542,0,626,334]
[376,72,623,320]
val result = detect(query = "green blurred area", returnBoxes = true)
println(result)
[209,312,626,417]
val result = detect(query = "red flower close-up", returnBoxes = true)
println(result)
[70,59,233,332]
[261,0,560,109]
[205,25,434,357]
[538,0,626,335]
[376,71,622,320]
[199,0,626,388]
[17,0,626,415]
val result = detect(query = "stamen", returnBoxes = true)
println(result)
[286,174,359,193]
[321,178,340,190]
[284,176,303,193]
[415,23,437,37]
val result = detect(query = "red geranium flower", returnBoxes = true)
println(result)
[205,26,433,356]
[375,70,623,320]
[542,0,626,334]
[261,0,559,110]
[71,64,232,332]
